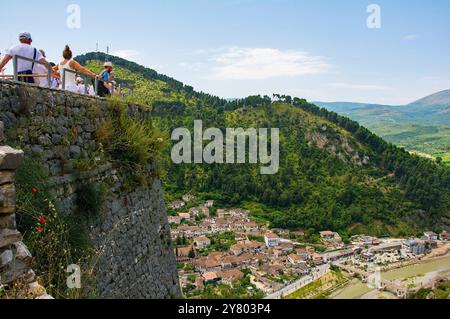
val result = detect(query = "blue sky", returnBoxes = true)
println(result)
[1,0,450,104]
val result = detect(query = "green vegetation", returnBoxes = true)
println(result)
[96,97,167,187]
[78,53,450,237]
[15,157,94,299]
[285,270,348,299]
[183,271,264,299]
[76,182,107,218]
[314,101,450,163]
[198,232,237,256]
[409,280,450,299]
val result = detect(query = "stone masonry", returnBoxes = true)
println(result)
[0,80,181,299]
[0,122,51,298]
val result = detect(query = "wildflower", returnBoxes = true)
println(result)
[36,226,44,233]
[32,188,38,194]
[38,216,48,224]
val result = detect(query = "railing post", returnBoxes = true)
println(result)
[111,83,114,96]
[83,75,88,94]
[94,78,99,95]
[47,64,52,88]
[13,55,18,82]
[61,68,66,90]
[118,84,122,97]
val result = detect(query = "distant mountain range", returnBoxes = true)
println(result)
[314,90,450,159]
[314,89,450,126]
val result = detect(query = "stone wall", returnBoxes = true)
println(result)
[0,80,181,299]
[0,126,51,298]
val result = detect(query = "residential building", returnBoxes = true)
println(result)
[264,232,280,248]
[194,236,211,249]
[171,200,186,209]
[203,272,219,285]
[178,213,191,222]
[310,252,324,265]
[320,231,340,240]
[217,269,244,285]
[182,194,197,202]
[403,239,426,255]
[423,231,438,241]
[243,222,259,232]
[288,254,303,266]
[440,231,450,242]
[168,216,182,225]
[204,200,214,208]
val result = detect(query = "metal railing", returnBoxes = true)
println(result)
[0,55,54,87]
[1,54,133,97]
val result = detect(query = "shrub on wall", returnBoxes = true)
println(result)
[76,182,107,218]
[15,157,93,298]
[97,97,167,185]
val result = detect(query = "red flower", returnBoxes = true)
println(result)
[38,216,48,224]
[32,188,38,194]
[36,226,44,233]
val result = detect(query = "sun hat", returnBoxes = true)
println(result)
[103,62,113,67]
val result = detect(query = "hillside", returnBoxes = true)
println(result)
[409,89,450,108]
[315,96,450,162]
[77,52,450,237]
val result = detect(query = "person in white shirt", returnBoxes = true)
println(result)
[34,49,51,87]
[52,45,98,93]
[76,77,87,94]
[0,32,47,84]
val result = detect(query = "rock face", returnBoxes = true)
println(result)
[0,80,181,299]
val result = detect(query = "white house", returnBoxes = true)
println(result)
[194,236,211,249]
[171,200,186,209]
[264,232,280,248]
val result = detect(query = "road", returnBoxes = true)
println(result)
[264,264,330,299]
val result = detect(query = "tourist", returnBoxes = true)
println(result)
[49,62,59,89]
[34,49,51,87]
[0,32,47,84]
[97,61,113,97]
[76,76,87,94]
[53,45,98,93]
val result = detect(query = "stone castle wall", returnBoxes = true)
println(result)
[0,80,181,299]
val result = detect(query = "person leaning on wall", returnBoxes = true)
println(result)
[0,32,47,84]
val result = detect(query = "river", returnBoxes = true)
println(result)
[331,256,450,299]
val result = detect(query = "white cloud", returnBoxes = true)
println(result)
[111,49,141,60]
[199,47,331,80]
[328,82,392,91]
[403,34,418,41]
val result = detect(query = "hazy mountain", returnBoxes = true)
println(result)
[314,91,450,159]
[409,89,450,108]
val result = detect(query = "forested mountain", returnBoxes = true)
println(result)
[77,52,450,238]
[315,93,450,162]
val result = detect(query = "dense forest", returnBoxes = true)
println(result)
[77,52,450,237]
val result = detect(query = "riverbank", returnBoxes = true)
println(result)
[331,253,450,299]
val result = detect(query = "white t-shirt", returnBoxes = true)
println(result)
[5,43,44,73]
[34,63,49,87]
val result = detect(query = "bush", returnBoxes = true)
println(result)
[76,182,107,218]
[15,157,93,298]
[97,97,167,185]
